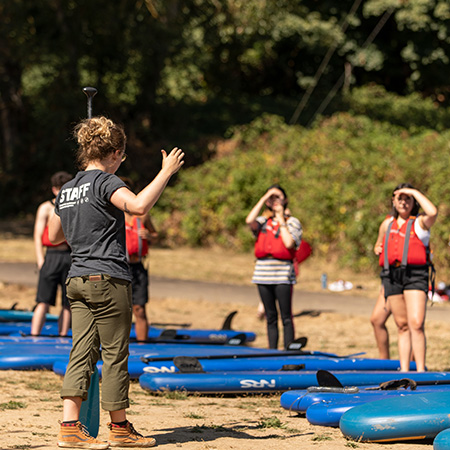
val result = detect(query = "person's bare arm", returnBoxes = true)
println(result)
[273,203,295,249]
[33,202,51,268]
[396,188,438,230]
[245,188,280,231]
[374,218,390,256]
[111,147,184,215]
[48,212,66,245]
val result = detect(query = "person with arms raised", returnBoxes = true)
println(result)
[246,184,302,350]
[49,116,184,448]
[376,183,437,372]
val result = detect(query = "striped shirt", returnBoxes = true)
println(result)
[251,215,303,285]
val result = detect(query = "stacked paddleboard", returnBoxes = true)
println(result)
[278,369,450,446]
[340,391,450,442]
[0,309,258,371]
[138,355,420,394]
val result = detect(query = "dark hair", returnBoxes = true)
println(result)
[391,183,420,218]
[266,184,289,210]
[74,116,126,169]
[51,171,73,189]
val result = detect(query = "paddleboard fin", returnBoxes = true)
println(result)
[316,370,343,388]
[221,311,237,330]
[173,356,205,373]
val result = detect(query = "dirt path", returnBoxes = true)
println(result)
[2,261,450,322]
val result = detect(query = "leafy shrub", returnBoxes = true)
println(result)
[152,110,450,277]
[343,85,450,133]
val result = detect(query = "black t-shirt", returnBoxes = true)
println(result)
[55,170,131,281]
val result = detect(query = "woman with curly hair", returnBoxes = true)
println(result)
[49,116,184,448]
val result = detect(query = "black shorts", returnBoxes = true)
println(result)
[381,264,429,298]
[130,262,149,306]
[36,249,72,307]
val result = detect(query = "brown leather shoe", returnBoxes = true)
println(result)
[108,422,156,448]
[57,421,109,449]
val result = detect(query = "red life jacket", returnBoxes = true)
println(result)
[379,217,428,267]
[254,218,296,261]
[296,240,312,264]
[125,217,148,259]
[41,225,67,248]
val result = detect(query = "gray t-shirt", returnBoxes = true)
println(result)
[55,170,131,281]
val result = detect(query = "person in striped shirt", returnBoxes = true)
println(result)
[246,185,302,349]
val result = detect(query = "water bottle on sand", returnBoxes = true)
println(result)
[321,273,327,289]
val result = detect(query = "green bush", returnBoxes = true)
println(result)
[152,110,450,277]
[343,85,450,133]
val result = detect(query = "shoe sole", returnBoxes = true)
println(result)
[109,439,156,448]
[57,442,110,449]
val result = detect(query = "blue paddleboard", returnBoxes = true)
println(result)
[340,391,450,442]
[0,309,59,322]
[0,339,273,371]
[0,321,255,344]
[434,428,450,450]
[137,355,411,377]
[280,382,450,413]
[139,370,450,394]
[305,387,450,427]
[133,327,256,343]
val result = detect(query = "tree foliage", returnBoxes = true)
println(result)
[1,0,450,221]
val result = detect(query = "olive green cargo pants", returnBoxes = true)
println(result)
[60,274,132,411]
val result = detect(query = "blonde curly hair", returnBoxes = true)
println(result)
[73,116,126,169]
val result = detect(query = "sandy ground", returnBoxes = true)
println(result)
[0,281,447,450]
[0,233,447,449]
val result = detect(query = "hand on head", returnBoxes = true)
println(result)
[394,187,412,197]
[264,187,285,207]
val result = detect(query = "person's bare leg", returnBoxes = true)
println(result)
[256,301,265,320]
[370,287,391,359]
[388,294,411,371]
[110,409,127,423]
[62,397,82,421]
[58,306,72,336]
[31,302,49,336]
[404,289,427,372]
[133,304,148,342]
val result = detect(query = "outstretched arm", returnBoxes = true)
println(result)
[111,147,184,215]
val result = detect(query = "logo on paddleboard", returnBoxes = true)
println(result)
[143,366,176,374]
[240,379,276,389]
